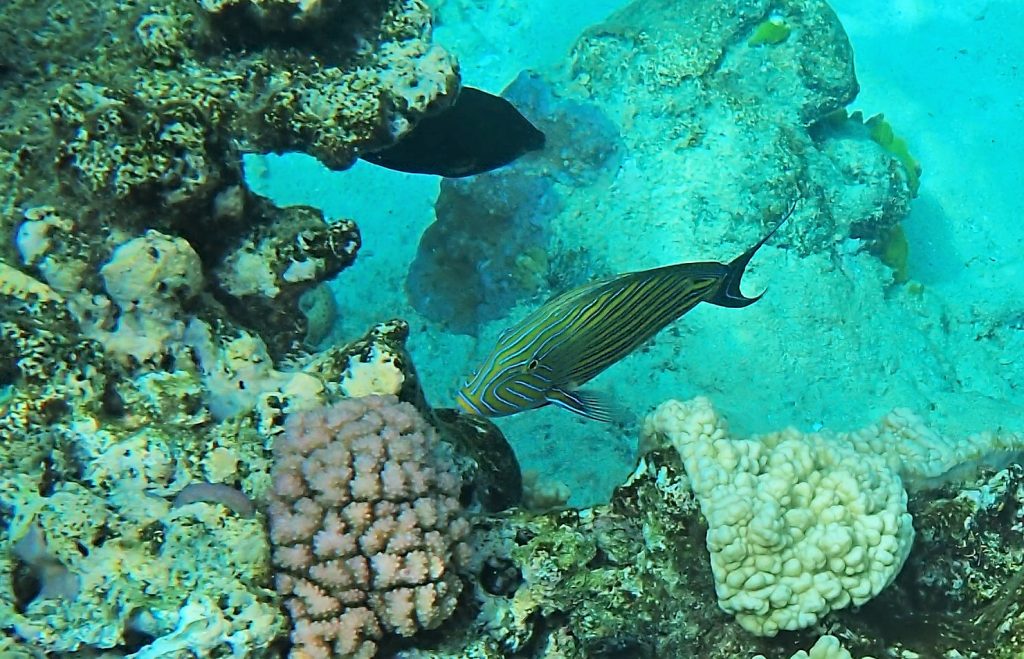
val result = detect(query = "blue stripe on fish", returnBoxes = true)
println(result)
[456,203,795,421]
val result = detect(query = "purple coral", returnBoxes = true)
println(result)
[268,395,470,659]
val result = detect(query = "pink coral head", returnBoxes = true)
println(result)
[268,395,471,657]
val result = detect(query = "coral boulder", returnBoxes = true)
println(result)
[268,395,470,658]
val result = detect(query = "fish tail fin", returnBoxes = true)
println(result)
[708,200,797,308]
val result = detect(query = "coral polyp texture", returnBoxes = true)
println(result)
[642,397,915,636]
[268,395,470,658]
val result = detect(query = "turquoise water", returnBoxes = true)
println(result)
[3,0,1024,657]
[247,0,1024,506]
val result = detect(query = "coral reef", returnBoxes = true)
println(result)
[408,398,1024,659]
[877,465,1024,658]
[303,320,524,513]
[757,635,857,659]
[1,0,1010,656]
[2,0,456,226]
[0,0,462,648]
[0,291,505,656]
[2,480,283,656]
[212,203,361,358]
[0,0,458,356]
[267,395,470,658]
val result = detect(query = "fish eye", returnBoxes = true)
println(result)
[526,359,539,371]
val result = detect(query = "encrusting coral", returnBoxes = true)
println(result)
[268,395,470,658]
[642,397,914,636]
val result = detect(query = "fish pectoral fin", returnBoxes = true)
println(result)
[545,387,615,422]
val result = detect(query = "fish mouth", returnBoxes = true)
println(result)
[456,391,485,416]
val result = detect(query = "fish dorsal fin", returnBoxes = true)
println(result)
[545,387,615,422]
[543,275,614,307]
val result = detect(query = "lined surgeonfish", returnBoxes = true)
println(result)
[456,204,795,422]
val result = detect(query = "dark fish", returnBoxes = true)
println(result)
[456,204,796,422]
[361,86,545,177]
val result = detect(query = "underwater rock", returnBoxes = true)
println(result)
[11,524,80,604]
[407,169,562,334]
[405,71,623,333]
[198,0,351,31]
[561,0,913,261]
[431,408,523,512]
[185,318,327,423]
[503,70,625,187]
[442,449,736,658]
[297,282,339,348]
[572,0,856,124]
[213,201,361,359]
[0,300,290,655]
[807,109,919,278]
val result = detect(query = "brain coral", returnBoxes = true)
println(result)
[642,397,914,637]
[268,395,470,658]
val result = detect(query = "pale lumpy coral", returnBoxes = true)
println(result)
[642,397,915,636]
[268,395,470,658]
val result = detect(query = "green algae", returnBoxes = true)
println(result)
[873,224,911,283]
[748,18,791,46]
[817,108,922,197]
[866,113,922,196]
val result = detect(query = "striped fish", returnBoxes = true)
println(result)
[456,205,794,422]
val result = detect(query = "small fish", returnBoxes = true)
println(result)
[361,86,545,177]
[456,205,795,422]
